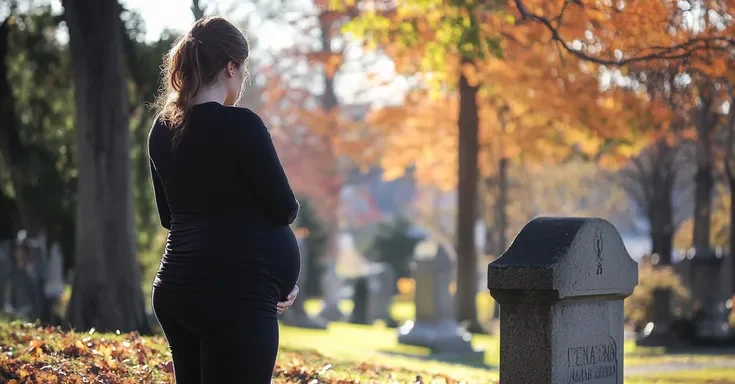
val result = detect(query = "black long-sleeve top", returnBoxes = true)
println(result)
[148,102,301,305]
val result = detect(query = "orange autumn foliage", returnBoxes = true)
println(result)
[364,25,658,188]
[344,0,731,190]
[254,1,380,223]
[509,0,734,68]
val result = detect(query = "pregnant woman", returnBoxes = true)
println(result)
[148,16,301,383]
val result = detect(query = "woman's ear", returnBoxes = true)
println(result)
[227,61,236,78]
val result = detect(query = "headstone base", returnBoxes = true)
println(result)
[319,302,346,322]
[281,313,329,329]
[694,301,734,343]
[280,301,329,330]
[397,320,483,357]
[637,288,676,347]
[635,322,679,347]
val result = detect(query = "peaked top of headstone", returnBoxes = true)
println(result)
[414,240,439,260]
[487,217,638,299]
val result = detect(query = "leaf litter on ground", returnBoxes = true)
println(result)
[0,321,478,383]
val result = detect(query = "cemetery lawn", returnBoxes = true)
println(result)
[625,369,735,383]
[301,296,735,368]
[3,320,735,383]
[0,320,495,383]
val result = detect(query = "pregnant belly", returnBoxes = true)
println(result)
[261,226,301,301]
[161,222,301,301]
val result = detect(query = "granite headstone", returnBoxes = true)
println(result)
[487,217,638,384]
[367,262,397,327]
[319,264,346,321]
[398,240,483,360]
[0,240,11,311]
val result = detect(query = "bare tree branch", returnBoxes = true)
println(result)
[513,0,734,66]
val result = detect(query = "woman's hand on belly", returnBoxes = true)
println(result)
[276,285,299,315]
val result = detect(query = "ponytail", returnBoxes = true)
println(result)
[152,17,250,148]
[154,36,205,148]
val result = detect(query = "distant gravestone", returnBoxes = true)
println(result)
[43,242,65,324]
[280,236,328,329]
[367,263,397,327]
[9,231,44,320]
[636,288,677,346]
[398,240,483,360]
[487,217,638,384]
[319,264,346,321]
[348,262,397,326]
[688,249,733,342]
[350,276,370,324]
[44,242,65,300]
[0,240,11,311]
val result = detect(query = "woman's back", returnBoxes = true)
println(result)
[148,102,301,303]
[148,16,300,383]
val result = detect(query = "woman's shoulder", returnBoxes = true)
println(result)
[221,105,266,126]
[148,116,169,145]
[220,106,270,138]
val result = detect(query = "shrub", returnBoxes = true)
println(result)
[624,260,692,330]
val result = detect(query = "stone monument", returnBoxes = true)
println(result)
[349,262,397,326]
[398,240,483,361]
[319,263,346,321]
[42,242,65,324]
[688,249,733,343]
[350,276,370,324]
[0,240,11,312]
[488,217,638,384]
[636,288,677,346]
[367,262,397,327]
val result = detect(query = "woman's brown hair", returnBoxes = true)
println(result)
[153,16,249,141]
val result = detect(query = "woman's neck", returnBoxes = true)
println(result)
[191,85,227,106]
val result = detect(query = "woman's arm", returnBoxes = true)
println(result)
[149,159,172,230]
[148,122,171,230]
[231,108,299,225]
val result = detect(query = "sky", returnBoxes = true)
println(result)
[42,0,299,49]
[113,0,403,105]
[13,0,404,106]
[121,0,197,40]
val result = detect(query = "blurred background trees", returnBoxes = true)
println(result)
[0,0,734,335]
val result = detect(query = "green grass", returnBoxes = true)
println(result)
[300,296,735,369]
[281,321,735,371]
[2,320,735,383]
[625,368,735,383]
[302,292,496,325]
[0,320,495,383]
[282,321,499,366]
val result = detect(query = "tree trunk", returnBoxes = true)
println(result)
[692,164,714,251]
[623,140,676,265]
[728,168,735,295]
[692,90,715,252]
[316,17,340,255]
[495,157,509,255]
[191,0,206,20]
[63,0,149,333]
[488,157,509,322]
[482,174,497,257]
[0,18,43,235]
[455,60,481,331]
[648,176,674,265]
[725,88,735,295]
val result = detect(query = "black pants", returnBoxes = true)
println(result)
[152,286,279,384]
